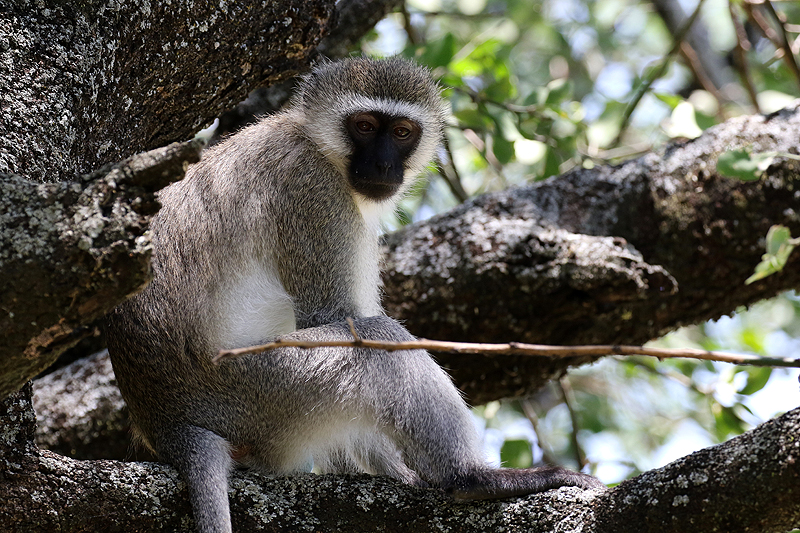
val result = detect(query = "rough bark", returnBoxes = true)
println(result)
[0,140,203,399]
[213,0,403,140]
[33,350,155,462]
[0,383,38,479]
[6,396,800,532]
[3,0,800,529]
[0,0,334,183]
[595,405,800,532]
[383,103,800,403]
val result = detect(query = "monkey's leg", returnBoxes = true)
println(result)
[360,348,605,499]
[350,432,427,487]
[155,425,233,533]
[308,425,424,486]
[279,317,603,499]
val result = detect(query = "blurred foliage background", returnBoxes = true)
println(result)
[355,0,800,484]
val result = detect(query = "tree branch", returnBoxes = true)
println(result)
[10,399,800,532]
[594,406,800,532]
[650,0,735,95]
[212,0,403,140]
[214,336,800,368]
[0,0,335,182]
[0,140,204,398]
[613,0,708,146]
[757,0,800,90]
[0,0,340,398]
[30,106,800,458]
[383,103,800,402]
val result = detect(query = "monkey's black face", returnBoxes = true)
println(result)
[346,111,422,201]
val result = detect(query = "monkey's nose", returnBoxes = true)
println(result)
[376,161,394,178]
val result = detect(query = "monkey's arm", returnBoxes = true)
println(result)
[267,146,383,329]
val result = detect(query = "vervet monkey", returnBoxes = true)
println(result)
[106,57,603,533]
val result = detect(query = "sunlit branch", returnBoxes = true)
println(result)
[438,134,470,202]
[678,41,728,121]
[214,335,800,368]
[399,3,420,47]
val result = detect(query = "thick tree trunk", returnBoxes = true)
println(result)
[7,380,800,532]
[0,0,333,183]
[0,0,335,397]
[0,141,203,398]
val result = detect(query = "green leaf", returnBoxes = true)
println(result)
[522,87,549,107]
[745,225,797,284]
[519,117,543,140]
[418,33,458,69]
[766,225,792,255]
[653,92,683,109]
[745,257,780,285]
[739,328,765,354]
[492,134,515,165]
[453,108,490,130]
[486,77,515,102]
[544,79,573,105]
[543,147,561,179]
[500,439,533,469]
[694,109,717,131]
[394,206,413,227]
[713,404,747,440]
[552,117,577,139]
[738,367,772,395]
[717,148,776,181]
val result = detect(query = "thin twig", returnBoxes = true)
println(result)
[451,85,544,116]
[730,2,763,112]
[612,0,708,147]
[519,398,560,466]
[400,2,420,47]
[345,317,362,344]
[213,337,800,367]
[630,359,713,397]
[558,378,588,468]
[745,1,781,44]
[439,135,470,202]
[419,10,504,20]
[579,141,653,163]
[457,127,504,176]
[678,41,728,121]
[760,0,800,90]
[449,85,561,151]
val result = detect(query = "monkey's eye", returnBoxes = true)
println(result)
[356,120,376,133]
[393,126,411,139]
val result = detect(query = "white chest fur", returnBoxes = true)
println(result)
[216,197,390,349]
[217,262,297,350]
[351,196,387,318]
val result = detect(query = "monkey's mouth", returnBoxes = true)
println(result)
[348,169,404,201]
[350,178,402,201]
